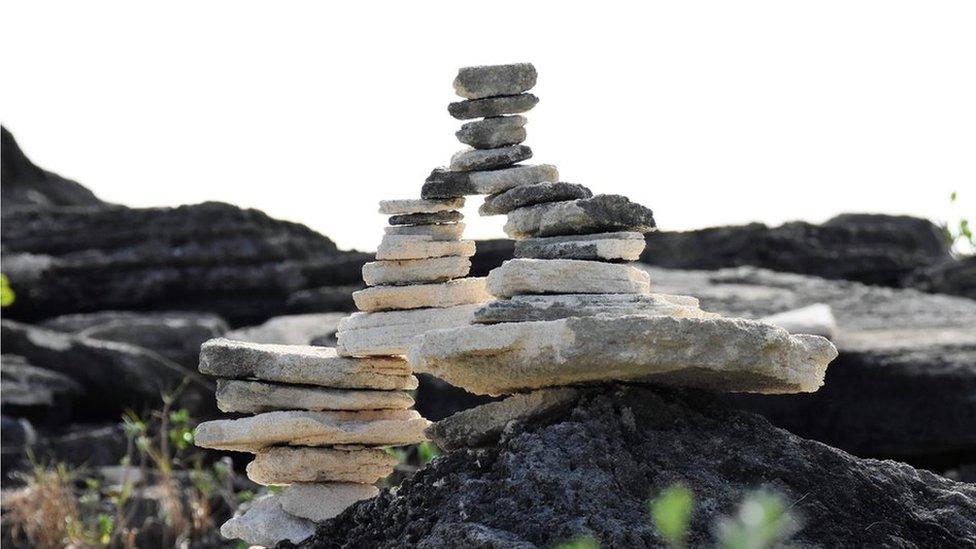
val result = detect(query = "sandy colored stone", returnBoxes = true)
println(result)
[279,483,379,522]
[480,182,593,216]
[376,239,475,261]
[361,256,470,286]
[215,379,414,413]
[453,63,537,99]
[473,293,714,324]
[337,304,481,357]
[353,278,492,311]
[504,195,656,239]
[450,144,532,172]
[515,232,647,261]
[388,210,462,226]
[198,338,416,390]
[486,259,651,298]
[247,446,397,485]
[456,115,527,149]
[411,315,838,396]
[422,164,558,198]
[194,409,429,452]
[448,93,539,120]
[761,303,837,339]
[378,198,464,215]
[384,223,465,241]
[220,495,314,547]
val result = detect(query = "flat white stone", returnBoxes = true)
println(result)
[515,232,647,261]
[199,339,417,390]
[247,446,397,485]
[378,198,464,215]
[411,315,838,396]
[279,483,379,522]
[384,223,465,241]
[486,259,651,298]
[761,303,837,339]
[375,239,476,261]
[353,278,492,311]
[337,304,481,357]
[220,495,314,547]
[362,257,470,286]
[215,379,414,413]
[473,293,715,324]
[194,409,429,452]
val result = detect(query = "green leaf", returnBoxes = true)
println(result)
[556,535,600,549]
[1,274,15,308]
[417,441,440,464]
[650,484,693,549]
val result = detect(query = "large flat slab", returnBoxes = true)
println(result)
[362,256,470,286]
[411,315,837,396]
[198,339,417,390]
[194,409,429,452]
[504,195,656,239]
[514,231,646,261]
[280,483,379,522]
[353,278,492,312]
[247,446,397,485]
[220,495,315,547]
[215,379,414,413]
[486,259,651,297]
[337,304,481,357]
[422,164,558,198]
[473,293,713,324]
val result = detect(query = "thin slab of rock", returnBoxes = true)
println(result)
[353,278,492,311]
[384,223,465,241]
[220,495,315,547]
[480,182,593,216]
[504,195,656,239]
[247,447,396,485]
[422,164,558,198]
[361,257,470,286]
[457,116,527,149]
[448,94,539,120]
[337,304,481,357]
[411,315,837,396]
[426,388,580,451]
[194,409,429,452]
[215,379,414,413]
[379,198,464,215]
[376,239,475,261]
[453,63,537,100]
[388,211,462,226]
[280,483,379,522]
[473,293,712,324]
[450,145,532,172]
[486,259,651,298]
[199,339,417,390]
[514,231,646,261]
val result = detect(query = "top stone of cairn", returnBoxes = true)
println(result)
[453,63,538,100]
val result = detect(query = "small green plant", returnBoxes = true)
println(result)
[417,441,440,464]
[941,191,974,255]
[555,535,600,549]
[650,484,693,549]
[716,491,798,549]
[1,274,15,307]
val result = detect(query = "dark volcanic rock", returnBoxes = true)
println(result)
[907,255,976,300]
[387,211,462,226]
[1,126,104,210]
[286,385,976,548]
[480,182,593,216]
[1,354,82,413]
[448,94,539,120]
[469,239,514,276]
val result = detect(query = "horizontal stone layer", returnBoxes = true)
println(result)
[337,304,481,357]
[375,239,475,261]
[504,195,656,239]
[453,63,537,100]
[480,182,593,216]
[215,379,414,413]
[220,495,314,547]
[388,210,462,226]
[384,223,465,241]
[514,231,647,261]
[450,145,532,172]
[473,292,712,324]
[378,198,464,215]
[456,116,527,149]
[486,258,651,297]
[422,164,558,199]
[280,483,379,522]
[353,278,492,312]
[448,93,539,120]
[361,256,470,286]
[247,446,397,485]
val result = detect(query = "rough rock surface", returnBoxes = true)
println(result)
[450,144,532,172]
[473,293,706,324]
[384,223,465,241]
[353,278,491,312]
[375,239,475,261]
[480,182,593,216]
[0,354,82,409]
[378,198,464,215]
[486,258,651,297]
[336,304,481,357]
[1,126,104,210]
[515,231,646,261]
[448,94,539,120]
[215,379,414,413]
[280,483,379,522]
[456,116,527,149]
[907,255,976,300]
[387,210,462,226]
[361,257,471,286]
[422,165,558,198]
[247,447,397,486]
[221,495,314,547]
[286,385,976,548]
[453,63,537,99]
[504,194,656,239]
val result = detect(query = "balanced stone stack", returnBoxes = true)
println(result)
[411,63,838,397]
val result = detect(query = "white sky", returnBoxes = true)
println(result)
[2,1,974,252]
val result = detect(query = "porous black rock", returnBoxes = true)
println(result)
[284,385,976,548]
[448,94,539,120]
[1,126,104,210]
[480,182,593,216]
[387,211,462,226]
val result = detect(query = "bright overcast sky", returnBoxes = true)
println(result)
[2,1,974,251]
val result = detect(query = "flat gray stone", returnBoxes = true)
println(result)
[486,259,651,298]
[480,182,593,216]
[353,278,492,311]
[388,211,462,226]
[376,238,475,261]
[473,293,713,324]
[422,164,559,198]
[411,315,838,396]
[450,145,532,172]
[456,116,527,149]
[361,256,471,286]
[379,198,464,215]
[194,409,429,452]
[247,446,396,485]
[426,388,579,451]
[198,339,417,390]
[384,223,465,241]
[504,195,657,239]
[448,93,539,120]
[280,483,379,522]
[453,63,537,99]
[514,231,646,261]
[336,304,481,357]
[220,495,315,547]
[215,379,414,413]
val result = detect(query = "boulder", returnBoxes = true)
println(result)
[906,255,976,300]
[1,126,104,210]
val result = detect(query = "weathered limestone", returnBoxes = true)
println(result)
[280,483,379,522]
[515,231,647,261]
[453,63,538,100]
[375,239,475,261]
[353,278,492,312]
[411,315,838,396]
[247,447,397,485]
[361,256,471,286]
[379,198,464,215]
[456,116,527,149]
[422,164,558,198]
[199,339,417,390]
[486,259,651,298]
[388,210,463,226]
[337,304,482,357]
[448,94,539,120]
[220,495,315,547]
[384,223,465,241]
[480,182,593,216]
[194,409,430,452]
[450,144,532,172]
[473,293,713,324]
[215,379,414,413]
[504,195,657,239]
